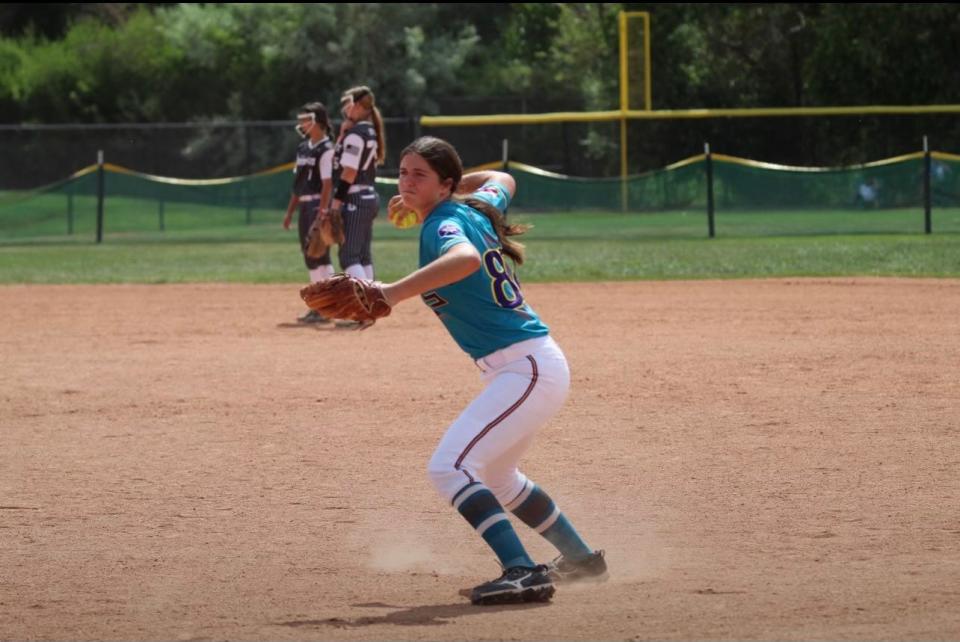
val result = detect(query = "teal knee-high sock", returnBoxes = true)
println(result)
[507,481,593,561]
[453,482,535,569]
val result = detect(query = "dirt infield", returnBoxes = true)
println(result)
[2,279,959,641]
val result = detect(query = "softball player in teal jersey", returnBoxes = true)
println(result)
[379,136,608,605]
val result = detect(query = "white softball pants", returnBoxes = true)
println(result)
[427,335,571,504]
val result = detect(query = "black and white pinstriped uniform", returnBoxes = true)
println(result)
[333,121,380,270]
[293,136,335,268]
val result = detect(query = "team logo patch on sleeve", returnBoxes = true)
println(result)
[438,223,463,238]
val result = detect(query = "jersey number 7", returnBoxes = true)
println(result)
[362,140,378,172]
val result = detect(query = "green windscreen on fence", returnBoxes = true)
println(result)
[1,152,959,242]
[709,152,960,236]
[508,158,705,212]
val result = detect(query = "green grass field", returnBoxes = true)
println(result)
[2,192,960,283]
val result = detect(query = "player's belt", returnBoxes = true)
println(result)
[347,185,376,195]
[298,194,322,202]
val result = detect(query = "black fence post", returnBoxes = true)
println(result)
[67,190,74,236]
[923,135,932,234]
[411,115,421,142]
[705,142,716,239]
[95,150,105,244]
[502,138,509,172]
[244,184,252,225]
[244,124,253,225]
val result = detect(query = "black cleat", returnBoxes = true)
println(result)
[334,319,375,330]
[546,550,609,584]
[297,309,331,325]
[470,565,555,605]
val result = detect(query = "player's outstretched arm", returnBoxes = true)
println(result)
[381,243,480,306]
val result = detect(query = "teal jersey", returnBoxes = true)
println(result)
[418,183,549,360]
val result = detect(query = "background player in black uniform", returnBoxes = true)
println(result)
[329,85,386,283]
[283,102,336,324]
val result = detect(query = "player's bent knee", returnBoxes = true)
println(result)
[486,473,527,506]
[426,457,466,503]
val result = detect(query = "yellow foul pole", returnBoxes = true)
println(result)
[619,11,628,212]
[643,12,652,111]
[619,11,652,212]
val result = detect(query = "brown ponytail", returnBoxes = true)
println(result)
[369,105,386,166]
[459,196,530,265]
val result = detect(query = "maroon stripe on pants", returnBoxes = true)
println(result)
[454,355,539,470]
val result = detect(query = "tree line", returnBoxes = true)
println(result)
[1,3,957,172]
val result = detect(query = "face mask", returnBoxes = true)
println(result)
[295,112,316,139]
[340,96,355,121]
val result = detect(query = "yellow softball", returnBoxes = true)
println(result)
[391,209,420,229]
